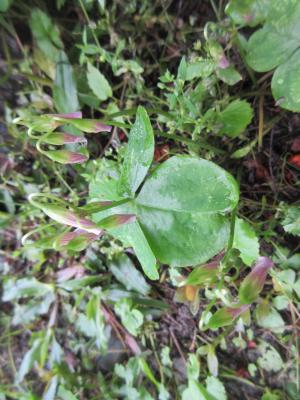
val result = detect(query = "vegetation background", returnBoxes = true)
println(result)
[0,0,300,399]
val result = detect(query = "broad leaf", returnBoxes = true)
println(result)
[135,156,238,267]
[118,106,154,197]
[93,156,238,270]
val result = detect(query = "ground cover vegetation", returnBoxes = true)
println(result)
[0,0,300,399]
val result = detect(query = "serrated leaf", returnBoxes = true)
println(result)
[282,206,300,236]
[114,298,143,336]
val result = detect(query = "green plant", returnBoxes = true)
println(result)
[227,0,300,111]
[17,106,241,281]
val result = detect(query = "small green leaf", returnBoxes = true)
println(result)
[30,8,63,62]
[206,377,227,400]
[87,63,112,101]
[217,100,253,137]
[183,380,218,400]
[186,59,215,80]
[257,341,284,372]
[109,254,150,295]
[118,106,154,197]
[255,301,285,332]
[18,338,44,382]
[114,298,143,336]
[216,66,242,85]
[207,346,218,376]
[282,206,300,236]
[183,262,219,286]
[128,221,159,280]
[57,386,79,400]
[177,56,187,80]
[233,218,259,265]
[53,51,79,113]
[207,305,249,329]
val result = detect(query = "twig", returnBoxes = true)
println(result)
[169,328,186,364]
[258,95,264,149]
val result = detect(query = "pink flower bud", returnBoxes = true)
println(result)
[239,256,273,304]
[61,119,112,133]
[43,132,87,145]
[45,150,88,164]
[47,112,82,119]
[54,229,100,250]
[96,214,136,229]
[218,54,230,69]
[33,202,101,235]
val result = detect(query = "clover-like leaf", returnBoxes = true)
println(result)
[92,156,239,270]
[246,0,300,111]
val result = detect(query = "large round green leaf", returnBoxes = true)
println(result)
[135,156,239,267]
[271,49,300,111]
[136,156,238,213]
[92,156,239,270]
